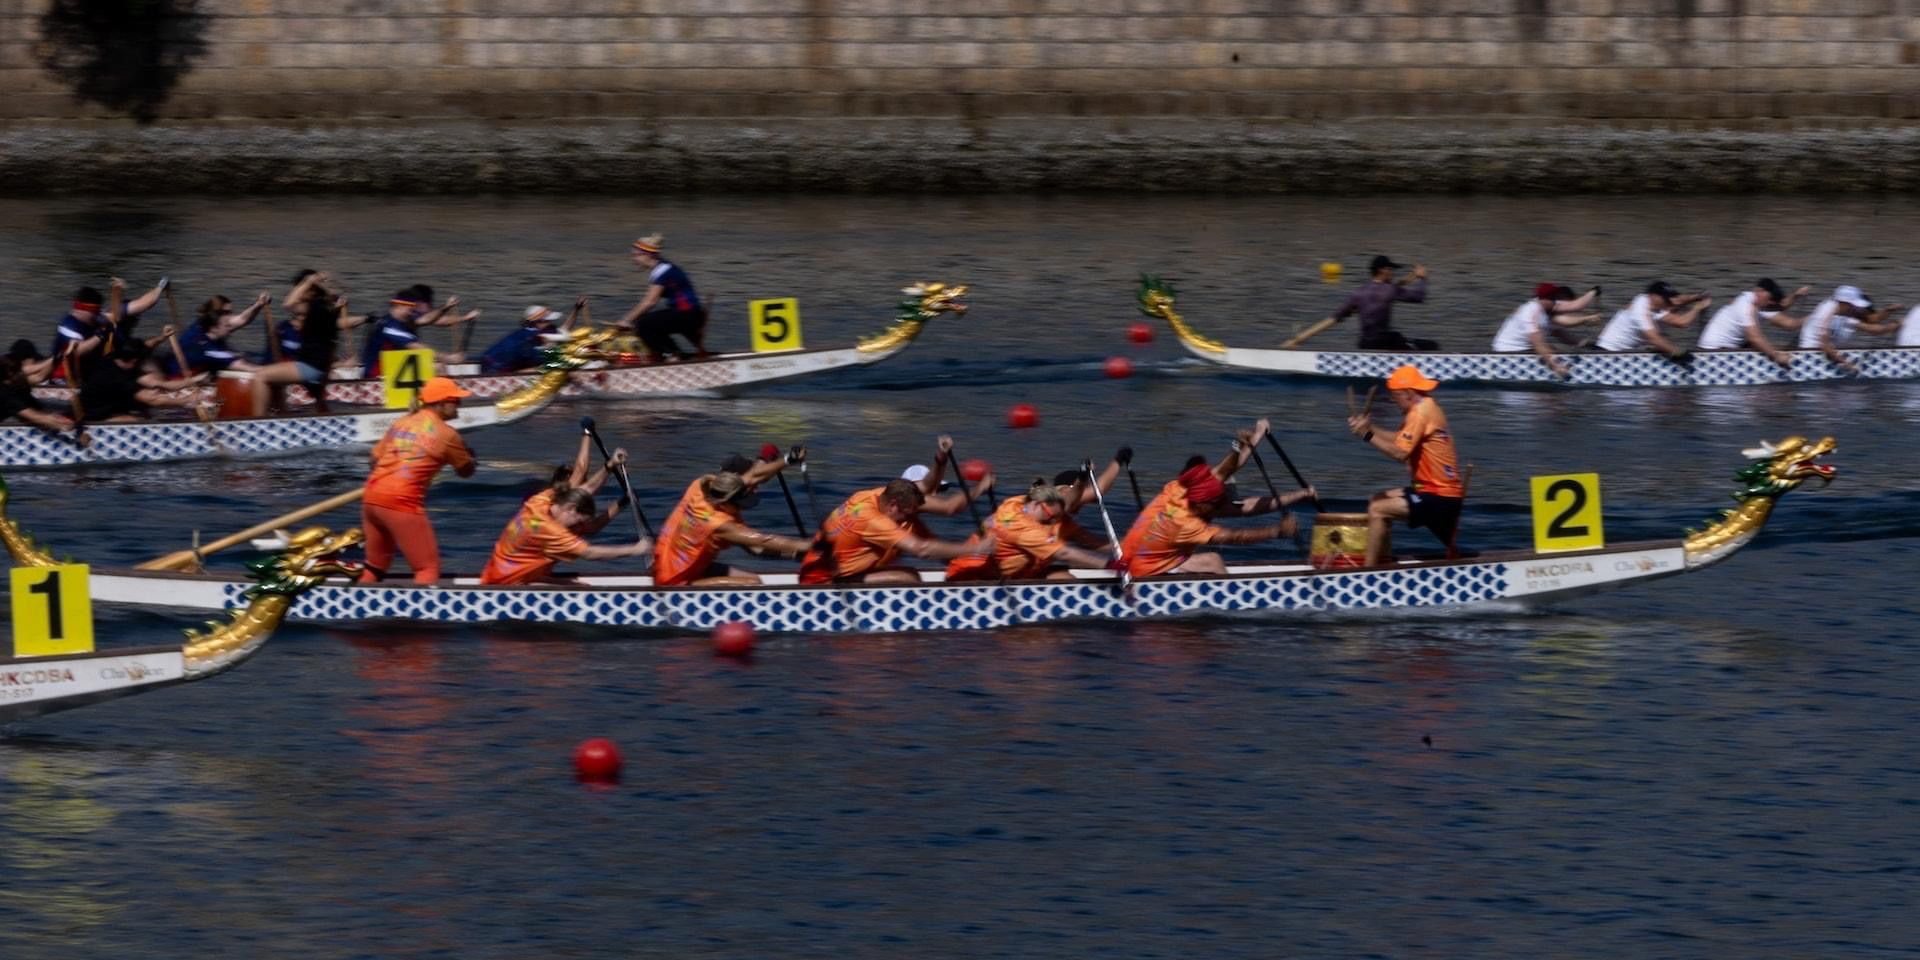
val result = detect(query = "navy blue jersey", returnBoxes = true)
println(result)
[359,315,421,377]
[480,327,549,373]
[649,261,701,312]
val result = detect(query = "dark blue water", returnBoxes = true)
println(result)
[2,196,1918,958]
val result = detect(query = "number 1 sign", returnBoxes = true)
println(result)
[10,565,94,657]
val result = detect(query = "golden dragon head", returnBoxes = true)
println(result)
[243,525,365,596]
[856,282,969,353]
[1733,435,1837,499]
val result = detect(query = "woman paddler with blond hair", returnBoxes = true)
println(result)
[653,464,816,587]
[1120,418,1317,578]
[944,479,1116,582]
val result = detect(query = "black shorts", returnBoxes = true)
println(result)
[1405,490,1463,542]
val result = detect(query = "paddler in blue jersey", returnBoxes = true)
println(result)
[358,284,475,378]
[619,234,710,363]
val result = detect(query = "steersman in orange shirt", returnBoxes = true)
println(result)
[1120,418,1317,578]
[1346,364,1466,566]
[358,376,479,584]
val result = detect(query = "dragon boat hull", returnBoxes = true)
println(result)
[85,540,1693,633]
[0,645,190,723]
[0,400,531,469]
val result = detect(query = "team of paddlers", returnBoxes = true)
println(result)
[355,361,1460,587]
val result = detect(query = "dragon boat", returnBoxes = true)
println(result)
[0,328,601,469]
[5,437,1836,634]
[1139,277,1920,388]
[0,510,360,724]
[32,282,968,410]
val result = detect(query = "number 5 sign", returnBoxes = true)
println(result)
[749,298,803,353]
[10,565,94,657]
[1530,473,1604,553]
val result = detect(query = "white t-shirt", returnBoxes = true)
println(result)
[1491,300,1549,352]
[1900,306,1920,347]
[1699,291,1761,349]
[1797,299,1857,349]
[1595,294,1665,352]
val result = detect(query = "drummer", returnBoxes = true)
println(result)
[358,285,473,377]
[1489,283,1601,377]
[799,477,989,584]
[653,471,816,586]
[1120,419,1311,578]
[358,377,477,585]
[944,479,1114,582]
[1346,364,1465,567]
[478,487,652,586]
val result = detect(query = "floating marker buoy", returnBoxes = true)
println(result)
[960,458,991,483]
[1007,403,1039,429]
[712,620,755,658]
[1104,356,1134,379]
[1127,322,1154,344]
[573,738,622,781]
[1320,262,1343,282]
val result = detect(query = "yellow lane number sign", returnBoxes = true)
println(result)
[1530,473,1604,553]
[749,298,803,353]
[10,565,94,657]
[381,348,436,409]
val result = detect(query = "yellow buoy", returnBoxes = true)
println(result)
[1319,262,1342,282]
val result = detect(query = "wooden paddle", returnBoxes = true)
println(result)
[1281,316,1338,349]
[582,417,654,539]
[453,310,478,359]
[161,296,231,456]
[760,443,810,538]
[264,301,285,364]
[1083,459,1131,591]
[944,443,996,528]
[1264,434,1322,511]
[137,487,365,571]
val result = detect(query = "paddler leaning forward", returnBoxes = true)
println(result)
[800,474,991,585]
[653,451,815,586]
[1346,364,1466,567]
[479,485,653,586]
[1121,419,1315,578]
[944,478,1115,582]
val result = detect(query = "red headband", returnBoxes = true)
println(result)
[1178,463,1226,504]
[73,300,102,311]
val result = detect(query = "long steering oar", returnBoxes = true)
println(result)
[760,443,809,538]
[137,487,365,571]
[1083,459,1131,591]
[581,416,654,539]
[1281,316,1338,349]
[1263,434,1322,512]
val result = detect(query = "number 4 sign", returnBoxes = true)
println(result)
[1529,473,1605,553]
[10,565,94,657]
[381,349,436,410]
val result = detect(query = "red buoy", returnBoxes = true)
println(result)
[1104,356,1134,379]
[713,620,756,658]
[573,738,622,781]
[1127,322,1154,344]
[1007,403,1039,429]
[960,458,991,483]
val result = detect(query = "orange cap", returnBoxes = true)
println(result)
[1385,364,1438,392]
[420,377,473,404]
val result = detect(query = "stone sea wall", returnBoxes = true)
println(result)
[6,0,1920,192]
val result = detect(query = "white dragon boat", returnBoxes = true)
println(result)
[31,282,967,409]
[6,437,1836,634]
[0,523,359,724]
[1139,277,1920,388]
[0,329,596,469]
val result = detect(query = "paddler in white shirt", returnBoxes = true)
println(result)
[1489,282,1601,377]
[1899,304,1920,347]
[1593,281,1712,363]
[1695,278,1810,368]
[1797,285,1903,375]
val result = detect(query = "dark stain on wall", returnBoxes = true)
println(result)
[35,0,209,122]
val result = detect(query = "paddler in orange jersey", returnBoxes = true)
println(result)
[944,479,1115,582]
[478,487,652,586]
[1121,418,1318,578]
[1346,363,1466,567]
[524,435,627,536]
[653,471,816,586]
[357,376,477,584]
[800,478,991,585]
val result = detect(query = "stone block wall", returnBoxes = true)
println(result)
[5,0,1920,122]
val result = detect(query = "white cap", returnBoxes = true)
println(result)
[524,304,563,324]
[900,464,931,483]
[1834,285,1871,309]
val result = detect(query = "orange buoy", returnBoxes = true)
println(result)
[712,620,755,658]
[1007,403,1039,429]
[573,738,622,781]
[1104,356,1134,379]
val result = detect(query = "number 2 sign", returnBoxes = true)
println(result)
[10,565,94,657]
[1529,473,1604,553]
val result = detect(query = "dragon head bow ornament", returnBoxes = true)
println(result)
[857,282,969,354]
[182,525,364,677]
[1683,435,1837,566]
[1136,275,1227,355]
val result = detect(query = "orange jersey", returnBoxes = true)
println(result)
[1120,479,1222,577]
[798,487,929,584]
[1396,397,1464,497]
[654,477,744,586]
[478,499,589,585]
[364,409,474,513]
[945,496,1073,581]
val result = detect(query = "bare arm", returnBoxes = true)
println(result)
[1548,289,1598,313]
[1216,486,1317,518]
[714,523,814,559]
[619,285,665,327]
[1778,285,1812,311]
[18,407,77,433]
[922,473,994,517]
[1212,418,1270,481]
[1206,516,1298,545]
[1348,413,1413,462]
[574,539,653,562]
[1743,317,1792,368]
[122,280,164,318]
[895,533,990,561]
[1050,543,1113,570]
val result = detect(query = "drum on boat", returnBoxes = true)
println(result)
[214,371,253,419]
[1309,513,1382,569]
